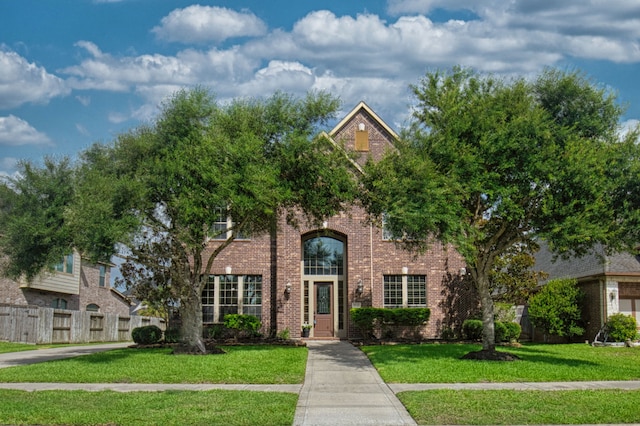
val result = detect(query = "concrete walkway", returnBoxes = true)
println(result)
[293,340,416,425]
[1,340,640,425]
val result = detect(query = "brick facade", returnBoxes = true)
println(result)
[202,102,468,339]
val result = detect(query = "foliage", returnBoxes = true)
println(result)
[163,328,181,343]
[462,320,484,340]
[360,66,640,353]
[351,307,430,340]
[0,158,76,281]
[604,313,638,342]
[0,88,357,354]
[502,321,522,342]
[490,245,548,304]
[528,278,585,340]
[277,328,291,340]
[131,325,163,345]
[462,319,520,342]
[223,314,262,338]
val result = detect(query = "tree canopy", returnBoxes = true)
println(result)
[0,88,357,353]
[361,67,640,354]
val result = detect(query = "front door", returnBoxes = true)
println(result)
[314,282,334,337]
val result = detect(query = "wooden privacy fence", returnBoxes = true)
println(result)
[0,304,164,344]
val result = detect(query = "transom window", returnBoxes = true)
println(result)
[383,275,427,308]
[202,275,262,323]
[303,236,344,275]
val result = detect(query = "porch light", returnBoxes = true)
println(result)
[402,266,408,275]
[356,279,363,295]
[285,280,292,295]
[225,266,232,275]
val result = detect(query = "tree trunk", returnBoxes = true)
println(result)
[476,274,496,351]
[179,284,206,354]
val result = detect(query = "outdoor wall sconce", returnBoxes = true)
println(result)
[225,266,232,275]
[402,266,408,275]
[356,279,364,295]
[285,280,292,295]
[609,289,618,301]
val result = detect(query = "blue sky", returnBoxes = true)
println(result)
[1,0,639,177]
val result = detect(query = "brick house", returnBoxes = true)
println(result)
[202,102,467,339]
[533,244,640,341]
[0,249,131,316]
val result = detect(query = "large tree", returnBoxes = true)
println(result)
[361,67,639,357]
[1,88,357,353]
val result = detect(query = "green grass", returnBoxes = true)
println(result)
[0,389,298,426]
[362,343,640,382]
[398,389,640,425]
[0,345,308,384]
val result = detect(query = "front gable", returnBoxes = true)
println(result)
[329,101,398,166]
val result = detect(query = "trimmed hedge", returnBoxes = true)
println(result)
[351,307,430,340]
[131,325,163,345]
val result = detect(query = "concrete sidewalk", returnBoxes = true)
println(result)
[293,340,416,426]
[0,342,131,369]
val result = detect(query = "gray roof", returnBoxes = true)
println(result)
[534,243,640,281]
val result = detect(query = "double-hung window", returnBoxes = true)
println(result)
[54,254,74,274]
[211,207,248,240]
[383,275,427,308]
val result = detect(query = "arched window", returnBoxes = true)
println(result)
[51,298,67,309]
[86,303,100,312]
[303,236,344,275]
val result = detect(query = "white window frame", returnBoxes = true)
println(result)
[202,275,262,323]
[383,275,427,308]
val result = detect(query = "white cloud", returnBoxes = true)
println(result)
[0,49,70,109]
[76,95,91,106]
[0,115,53,146]
[620,119,640,140]
[75,123,90,136]
[152,5,267,43]
[0,157,19,179]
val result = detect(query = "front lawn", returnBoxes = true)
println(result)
[0,345,308,384]
[0,342,68,354]
[0,389,298,426]
[362,343,640,383]
[398,389,640,425]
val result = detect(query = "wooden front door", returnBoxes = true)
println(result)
[314,282,334,337]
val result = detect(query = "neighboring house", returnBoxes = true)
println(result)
[0,249,131,316]
[533,244,640,341]
[203,102,468,339]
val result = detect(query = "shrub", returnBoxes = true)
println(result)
[502,321,522,342]
[528,278,585,341]
[163,327,181,343]
[351,307,430,340]
[277,328,290,340]
[494,321,508,342]
[605,313,638,342]
[462,319,483,340]
[223,314,262,338]
[131,325,163,345]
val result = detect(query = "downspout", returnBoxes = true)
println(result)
[370,223,374,299]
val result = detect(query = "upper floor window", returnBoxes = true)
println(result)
[211,207,248,240]
[303,236,344,275]
[54,254,74,274]
[99,265,106,287]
